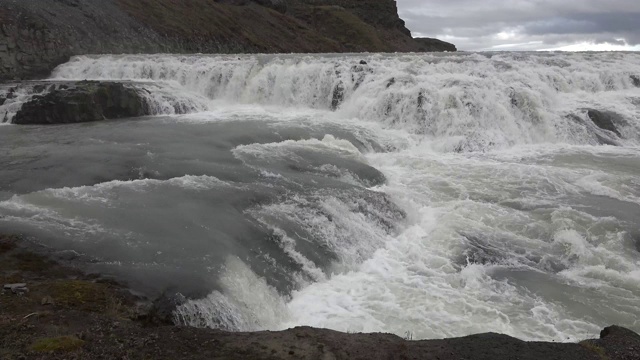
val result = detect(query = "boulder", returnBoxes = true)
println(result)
[631,75,640,87]
[586,109,623,137]
[331,81,345,110]
[414,37,457,52]
[136,293,186,326]
[12,81,150,125]
[630,232,640,253]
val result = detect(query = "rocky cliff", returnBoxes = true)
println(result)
[0,0,455,81]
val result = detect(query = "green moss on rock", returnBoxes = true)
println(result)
[49,280,110,311]
[580,341,610,360]
[30,336,85,353]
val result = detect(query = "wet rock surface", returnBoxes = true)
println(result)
[1,234,639,360]
[587,109,624,137]
[11,81,150,125]
[414,37,458,52]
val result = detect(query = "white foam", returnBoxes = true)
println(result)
[233,135,365,163]
[175,257,289,331]
[48,52,640,150]
[4,52,640,342]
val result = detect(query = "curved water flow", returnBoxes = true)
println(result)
[0,52,639,341]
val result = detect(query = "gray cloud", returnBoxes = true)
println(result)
[397,0,640,50]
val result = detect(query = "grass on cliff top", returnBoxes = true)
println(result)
[115,0,343,53]
[48,280,110,310]
[30,336,85,353]
[294,6,388,52]
[580,341,610,360]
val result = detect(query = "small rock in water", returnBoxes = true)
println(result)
[4,283,29,294]
[586,109,622,137]
[359,60,367,65]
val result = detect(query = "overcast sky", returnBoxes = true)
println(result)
[397,0,640,51]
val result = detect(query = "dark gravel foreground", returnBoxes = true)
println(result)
[1,234,639,360]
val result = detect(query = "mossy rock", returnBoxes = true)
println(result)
[580,341,609,360]
[30,336,85,353]
[49,280,110,311]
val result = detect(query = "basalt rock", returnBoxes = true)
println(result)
[414,37,458,52]
[586,109,623,137]
[12,81,150,125]
[331,81,345,110]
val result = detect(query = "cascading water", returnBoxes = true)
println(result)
[49,52,640,149]
[1,52,639,341]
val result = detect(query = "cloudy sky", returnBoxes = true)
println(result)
[397,0,640,51]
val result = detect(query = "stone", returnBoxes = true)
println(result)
[331,81,345,110]
[41,295,55,306]
[386,77,395,88]
[586,109,623,137]
[4,283,29,294]
[137,293,186,326]
[629,232,640,253]
[414,37,457,52]
[631,75,640,87]
[12,81,151,125]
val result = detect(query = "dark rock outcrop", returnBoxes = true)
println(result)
[0,0,455,81]
[587,325,640,360]
[586,109,623,137]
[629,232,640,253]
[415,37,458,52]
[631,75,640,87]
[331,81,345,110]
[12,81,150,124]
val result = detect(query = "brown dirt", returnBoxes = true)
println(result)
[1,234,639,360]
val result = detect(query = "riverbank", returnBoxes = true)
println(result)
[1,234,639,359]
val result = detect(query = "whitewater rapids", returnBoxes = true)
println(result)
[0,52,639,341]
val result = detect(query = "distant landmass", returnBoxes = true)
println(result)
[0,0,456,81]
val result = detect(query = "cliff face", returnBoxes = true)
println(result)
[0,0,456,81]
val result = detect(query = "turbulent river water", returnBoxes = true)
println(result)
[1,52,639,341]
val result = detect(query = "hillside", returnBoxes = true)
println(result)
[0,0,456,81]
